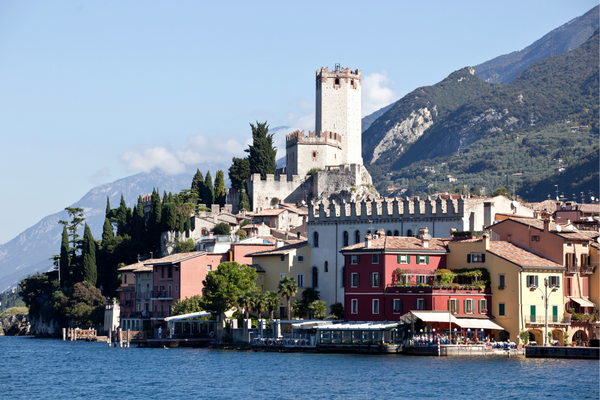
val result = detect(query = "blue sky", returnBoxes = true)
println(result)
[0,0,596,244]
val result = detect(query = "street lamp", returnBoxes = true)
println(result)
[534,277,558,346]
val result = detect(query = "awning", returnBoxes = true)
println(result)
[317,322,399,331]
[163,311,212,322]
[402,311,460,324]
[571,297,596,308]
[292,320,334,329]
[454,318,504,330]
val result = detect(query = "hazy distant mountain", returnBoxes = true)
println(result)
[0,165,226,292]
[475,5,599,83]
[362,104,394,132]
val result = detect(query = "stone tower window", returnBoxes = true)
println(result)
[334,78,340,86]
[312,151,318,161]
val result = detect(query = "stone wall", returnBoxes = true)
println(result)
[247,173,312,212]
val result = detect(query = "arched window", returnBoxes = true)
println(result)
[343,231,349,247]
[313,231,319,248]
[324,261,329,272]
[394,230,400,236]
[387,230,392,237]
[312,267,319,288]
[407,230,413,237]
[355,230,361,244]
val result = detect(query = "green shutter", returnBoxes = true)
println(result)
[464,299,467,313]
[397,254,401,264]
[426,255,429,264]
[414,299,418,310]
[499,303,505,316]
[416,255,420,264]
[526,275,531,287]
[530,305,536,323]
[535,275,538,287]
[556,276,560,287]
[467,254,471,263]
[407,255,410,263]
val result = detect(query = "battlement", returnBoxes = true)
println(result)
[285,129,342,148]
[250,173,305,184]
[317,66,361,80]
[309,196,466,222]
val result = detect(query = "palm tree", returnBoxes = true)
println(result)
[278,276,298,321]
[238,292,254,319]
[253,293,267,319]
[265,291,280,320]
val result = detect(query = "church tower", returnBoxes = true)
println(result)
[315,64,363,165]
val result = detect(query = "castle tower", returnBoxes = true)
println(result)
[315,64,362,165]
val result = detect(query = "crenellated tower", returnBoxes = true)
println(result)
[315,64,362,165]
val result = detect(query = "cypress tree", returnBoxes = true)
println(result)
[116,194,128,236]
[245,121,277,179]
[184,215,191,233]
[105,196,111,217]
[148,189,162,245]
[214,170,226,207]
[60,225,70,275]
[132,196,146,240]
[102,217,113,244]
[178,211,185,233]
[82,224,97,286]
[204,171,214,206]
[239,189,251,211]
[191,169,205,204]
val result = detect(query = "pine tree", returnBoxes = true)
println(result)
[191,169,205,204]
[214,170,226,207]
[245,121,277,179]
[82,224,97,286]
[204,171,214,206]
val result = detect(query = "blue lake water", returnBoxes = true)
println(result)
[1,336,598,399]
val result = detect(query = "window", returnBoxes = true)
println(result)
[372,254,379,264]
[175,284,179,293]
[566,277,572,296]
[355,230,360,244]
[549,276,560,288]
[416,299,426,310]
[464,299,475,314]
[343,231,349,247]
[350,273,359,288]
[298,255,304,263]
[324,261,328,272]
[499,303,505,316]
[161,266,165,278]
[334,78,340,86]
[566,242,573,247]
[207,265,212,271]
[582,243,588,248]
[499,274,506,288]
[350,255,360,265]
[280,255,285,262]
[407,230,413,237]
[372,299,380,314]
[313,232,319,247]
[297,274,305,288]
[448,299,459,314]
[387,230,392,237]
[531,235,540,242]
[312,267,318,288]
[371,272,380,287]
[351,299,358,314]
[467,253,485,263]
[526,275,538,288]
[394,230,399,236]
[398,254,409,264]
[124,274,127,284]
[392,299,402,314]
[280,273,286,281]
[168,265,172,279]
[478,299,487,314]
[341,267,345,287]
[416,275,428,285]
[416,255,429,265]
[581,254,590,267]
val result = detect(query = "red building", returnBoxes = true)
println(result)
[342,228,491,322]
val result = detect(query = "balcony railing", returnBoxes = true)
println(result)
[581,266,595,275]
[386,283,489,294]
[136,291,152,300]
[152,291,173,299]
[524,315,570,325]
[567,264,579,274]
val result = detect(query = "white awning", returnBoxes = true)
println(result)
[292,320,334,329]
[163,311,212,322]
[317,322,399,331]
[454,318,504,330]
[404,311,460,324]
[571,297,596,308]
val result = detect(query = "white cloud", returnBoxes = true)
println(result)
[120,135,246,175]
[361,71,397,117]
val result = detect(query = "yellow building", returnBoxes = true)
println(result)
[590,242,600,341]
[246,241,312,319]
[448,234,566,345]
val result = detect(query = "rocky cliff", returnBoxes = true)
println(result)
[0,314,30,336]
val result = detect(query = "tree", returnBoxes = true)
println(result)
[59,207,85,264]
[239,189,251,211]
[492,187,512,199]
[245,121,277,179]
[116,194,128,236]
[175,238,195,253]
[264,291,280,320]
[213,223,230,235]
[191,169,205,204]
[171,295,203,316]
[253,292,267,319]
[81,224,97,286]
[67,281,106,325]
[238,292,254,319]
[278,276,298,321]
[102,216,114,245]
[308,300,327,320]
[229,157,251,190]
[237,229,247,239]
[148,189,162,245]
[60,225,70,278]
[300,287,320,318]
[214,170,227,207]
[202,261,258,317]
[203,171,214,206]
[330,302,344,320]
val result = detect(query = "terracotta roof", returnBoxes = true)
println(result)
[144,252,206,265]
[118,259,159,271]
[579,204,600,214]
[500,217,563,232]
[246,241,309,257]
[524,199,558,212]
[488,242,563,269]
[341,236,450,252]
[279,203,308,215]
[555,231,599,241]
[254,209,286,216]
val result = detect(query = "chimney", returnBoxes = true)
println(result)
[376,229,386,238]
[482,231,490,250]
[365,233,373,248]
[543,219,550,232]
[419,227,431,248]
[566,219,571,225]
[276,241,284,248]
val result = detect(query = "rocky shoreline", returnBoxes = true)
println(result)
[0,314,30,336]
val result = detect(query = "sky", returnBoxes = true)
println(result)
[0,0,596,244]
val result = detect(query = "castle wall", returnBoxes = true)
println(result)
[315,66,362,165]
[248,173,312,212]
[311,164,366,196]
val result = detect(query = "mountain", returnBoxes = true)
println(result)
[361,103,394,132]
[363,28,599,201]
[475,5,599,83]
[0,165,225,292]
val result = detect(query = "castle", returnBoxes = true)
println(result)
[248,65,371,212]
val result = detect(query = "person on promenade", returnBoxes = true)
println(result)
[158,326,163,339]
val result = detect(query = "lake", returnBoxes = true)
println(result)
[1,336,598,399]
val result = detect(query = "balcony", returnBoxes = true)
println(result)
[136,291,152,300]
[566,264,579,274]
[524,315,570,325]
[386,283,490,295]
[117,284,135,292]
[581,266,595,275]
[151,290,173,300]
